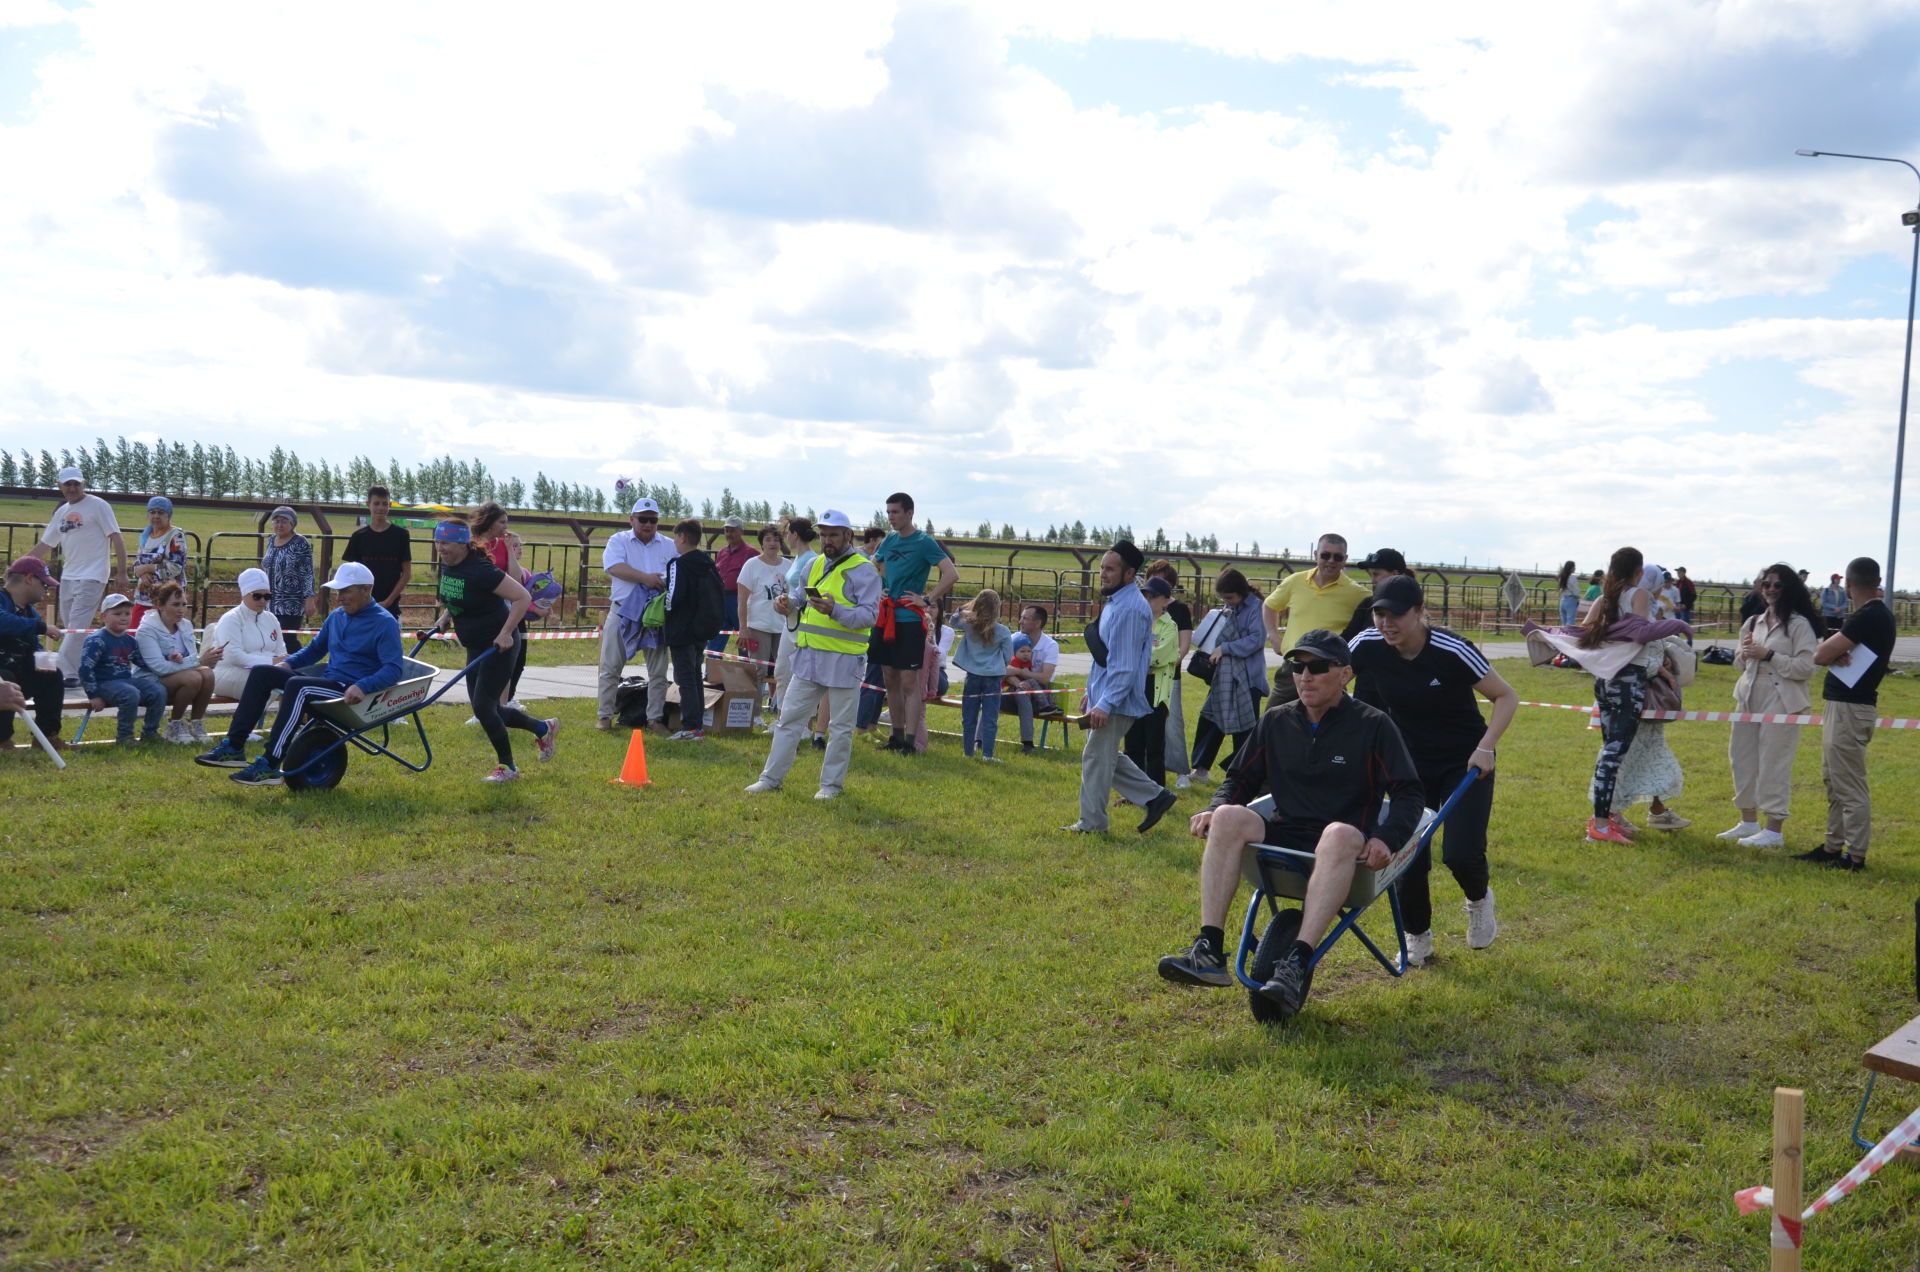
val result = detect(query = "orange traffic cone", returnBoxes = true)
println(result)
[610,727,652,786]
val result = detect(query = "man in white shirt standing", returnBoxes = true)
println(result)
[29,467,126,684]
[597,498,679,732]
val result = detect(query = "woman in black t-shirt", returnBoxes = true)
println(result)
[1347,576,1517,967]
[427,520,556,782]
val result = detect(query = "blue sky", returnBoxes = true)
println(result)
[3,1,1920,582]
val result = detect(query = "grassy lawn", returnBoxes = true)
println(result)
[5,657,1919,1269]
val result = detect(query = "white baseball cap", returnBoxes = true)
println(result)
[237,567,270,594]
[98,592,132,613]
[630,497,660,516]
[57,466,84,484]
[818,508,854,529]
[321,561,376,590]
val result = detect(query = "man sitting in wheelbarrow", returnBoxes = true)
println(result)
[1157,629,1424,1021]
[195,562,404,786]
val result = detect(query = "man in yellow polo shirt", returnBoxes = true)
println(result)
[1262,533,1369,703]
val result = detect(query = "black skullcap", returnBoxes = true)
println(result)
[1111,540,1145,570]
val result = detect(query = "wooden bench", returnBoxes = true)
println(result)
[923,692,1083,753]
[1850,1013,1920,1153]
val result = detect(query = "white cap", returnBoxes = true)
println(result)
[237,567,270,594]
[321,561,376,590]
[99,592,131,613]
[57,466,83,484]
[630,497,660,515]
[818,508,854,529]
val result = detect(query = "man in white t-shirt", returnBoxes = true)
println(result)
[30,467,127,683]
[597,498,680,731]
[1002,603,1060,753]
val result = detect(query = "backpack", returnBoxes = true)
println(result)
[1701,644,1735,666]
[614,676,652,727]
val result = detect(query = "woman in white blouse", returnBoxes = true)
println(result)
[210,567,288,700]
[133,582,219,743]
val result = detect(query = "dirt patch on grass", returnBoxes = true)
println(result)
[0,1106,173,1174]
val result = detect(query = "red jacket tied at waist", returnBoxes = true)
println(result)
[876,596,927,643]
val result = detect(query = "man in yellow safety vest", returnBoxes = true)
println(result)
[744,508,881,801]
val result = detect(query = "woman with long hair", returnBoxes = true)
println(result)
[1566,546,1692,842]
[1719,563,1822,848]
[1556,560,1579,627]
[1608,564,1692,832]
[470,501,529,712]
[1187,567,1267,782]
[952,588,1013,760]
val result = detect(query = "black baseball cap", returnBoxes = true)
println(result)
[1284,629,1350,665]
[1356,547,1407,572]
[1370,575,1425,614]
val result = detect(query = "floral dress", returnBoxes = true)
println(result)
[132,525,188,608]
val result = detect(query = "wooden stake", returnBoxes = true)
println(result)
[1773,1086,1804,1271]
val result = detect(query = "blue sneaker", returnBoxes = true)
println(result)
[195,738,248,768]
[230,756,283,787]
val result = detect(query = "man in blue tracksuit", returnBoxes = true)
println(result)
[195,561,404,785]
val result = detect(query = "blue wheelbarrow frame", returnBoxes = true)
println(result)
[274,639,494,790]
[1231,771,1483,1021]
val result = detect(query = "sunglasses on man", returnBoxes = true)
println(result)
[1286,658,1341,677]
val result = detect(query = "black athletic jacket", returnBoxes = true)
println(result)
[1207,694,1425,846]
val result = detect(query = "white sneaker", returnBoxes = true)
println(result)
[1645,809,1692,830]
[464,715,481,726]
[1174,774,1191,790]
[1466,890,1498,949]
[162,720,191,744]
[814,786,842,801]
[1404,930,1434,967]
[1716,820,1761,841]
[188,720,210,744]
[502,700,527,713]
[744,779,781,793]
[1738,828,1785,848]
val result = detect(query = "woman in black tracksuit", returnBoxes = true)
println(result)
[428,520,556,782]
[1347,576,1515,967]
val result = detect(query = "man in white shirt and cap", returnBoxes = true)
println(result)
[597,497,679,732]
[745,508,880,801]
[29,466,127,684]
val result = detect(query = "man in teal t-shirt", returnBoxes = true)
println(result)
[870,491,957,752]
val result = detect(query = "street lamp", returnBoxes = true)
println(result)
[1797,149,1920,598]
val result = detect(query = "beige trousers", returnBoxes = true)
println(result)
[1727,722,1801,819]
[1821,700,1876,857]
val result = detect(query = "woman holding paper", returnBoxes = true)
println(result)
[1719,564,1821,848]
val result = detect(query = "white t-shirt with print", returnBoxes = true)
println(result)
[42,494,120,582]
[737,554,789,633]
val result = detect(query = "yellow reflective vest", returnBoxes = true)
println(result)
[794,551,871,656]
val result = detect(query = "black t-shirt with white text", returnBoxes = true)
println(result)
[437,552,509,649]
[1822,598,1896,705]
[1347,624,1490,775]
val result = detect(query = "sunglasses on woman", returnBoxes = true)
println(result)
[248,591,273,601]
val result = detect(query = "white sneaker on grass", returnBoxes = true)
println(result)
[1716,820,1761,841]
[1466,890,1498,949]
[162,720,191,744]
[188,720,210,744]
[464,715,481,726]
[1646,809,1692,830]
[1738,828,1785,848]
[1174,774,1191,790]
[744,779,781,793]
[1404,930,1434,967]
[502,700,527,713]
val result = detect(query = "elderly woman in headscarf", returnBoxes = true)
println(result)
[261,505,315,651]
[1186,567,1268,783]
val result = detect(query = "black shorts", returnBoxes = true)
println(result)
[869,626,926,671]
[1261,820,1323,853]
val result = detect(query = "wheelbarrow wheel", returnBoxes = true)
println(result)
[1248,907,1303,1025]
[281,724,348,792]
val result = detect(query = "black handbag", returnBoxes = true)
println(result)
[1185,649,1216,684]
[1083,621,1108,668]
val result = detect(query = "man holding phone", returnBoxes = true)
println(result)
[745,508,881,801]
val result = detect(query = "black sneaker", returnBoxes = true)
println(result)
[1021,741,1035,754]
[1790,845,1844,864]
[811,735,827,751]
[1824,854,1866,872]
[1137,789,1177,833]
[1158,937,1231,987]
[1258,950,1313,1019]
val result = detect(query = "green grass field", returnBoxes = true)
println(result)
[5,657,1919,1269]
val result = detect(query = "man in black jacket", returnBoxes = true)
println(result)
[662,519,725,739]
[1157,629,1424,1020]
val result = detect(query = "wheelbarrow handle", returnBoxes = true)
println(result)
[1429,768,1483,831]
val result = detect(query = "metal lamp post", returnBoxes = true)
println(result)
[1796,149,1920,598]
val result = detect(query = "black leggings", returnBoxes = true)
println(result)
[275,614,304,653]
[467,634,545,766]
[1190,689,1262,771]
[1591,667,1648,819]
[507,620,530,699]
[1398,764,1495,936]
[1124,702,1169,789]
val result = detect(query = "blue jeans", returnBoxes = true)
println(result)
[95,677,166,738]
[1559,594,1579,626]
[961,677,1002,757]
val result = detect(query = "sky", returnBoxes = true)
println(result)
[3,0,1920,582]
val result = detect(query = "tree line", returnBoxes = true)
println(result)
[7,438,1263,554]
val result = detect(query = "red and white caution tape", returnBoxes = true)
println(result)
[1736,1102,1920,1243]
[1491,698,1920,731]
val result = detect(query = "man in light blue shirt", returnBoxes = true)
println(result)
[1065,541,1177,834]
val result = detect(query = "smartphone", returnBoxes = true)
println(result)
[805,587,825,600]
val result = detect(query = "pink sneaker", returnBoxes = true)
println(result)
[537,718,560,761]
[483,765,521,783]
